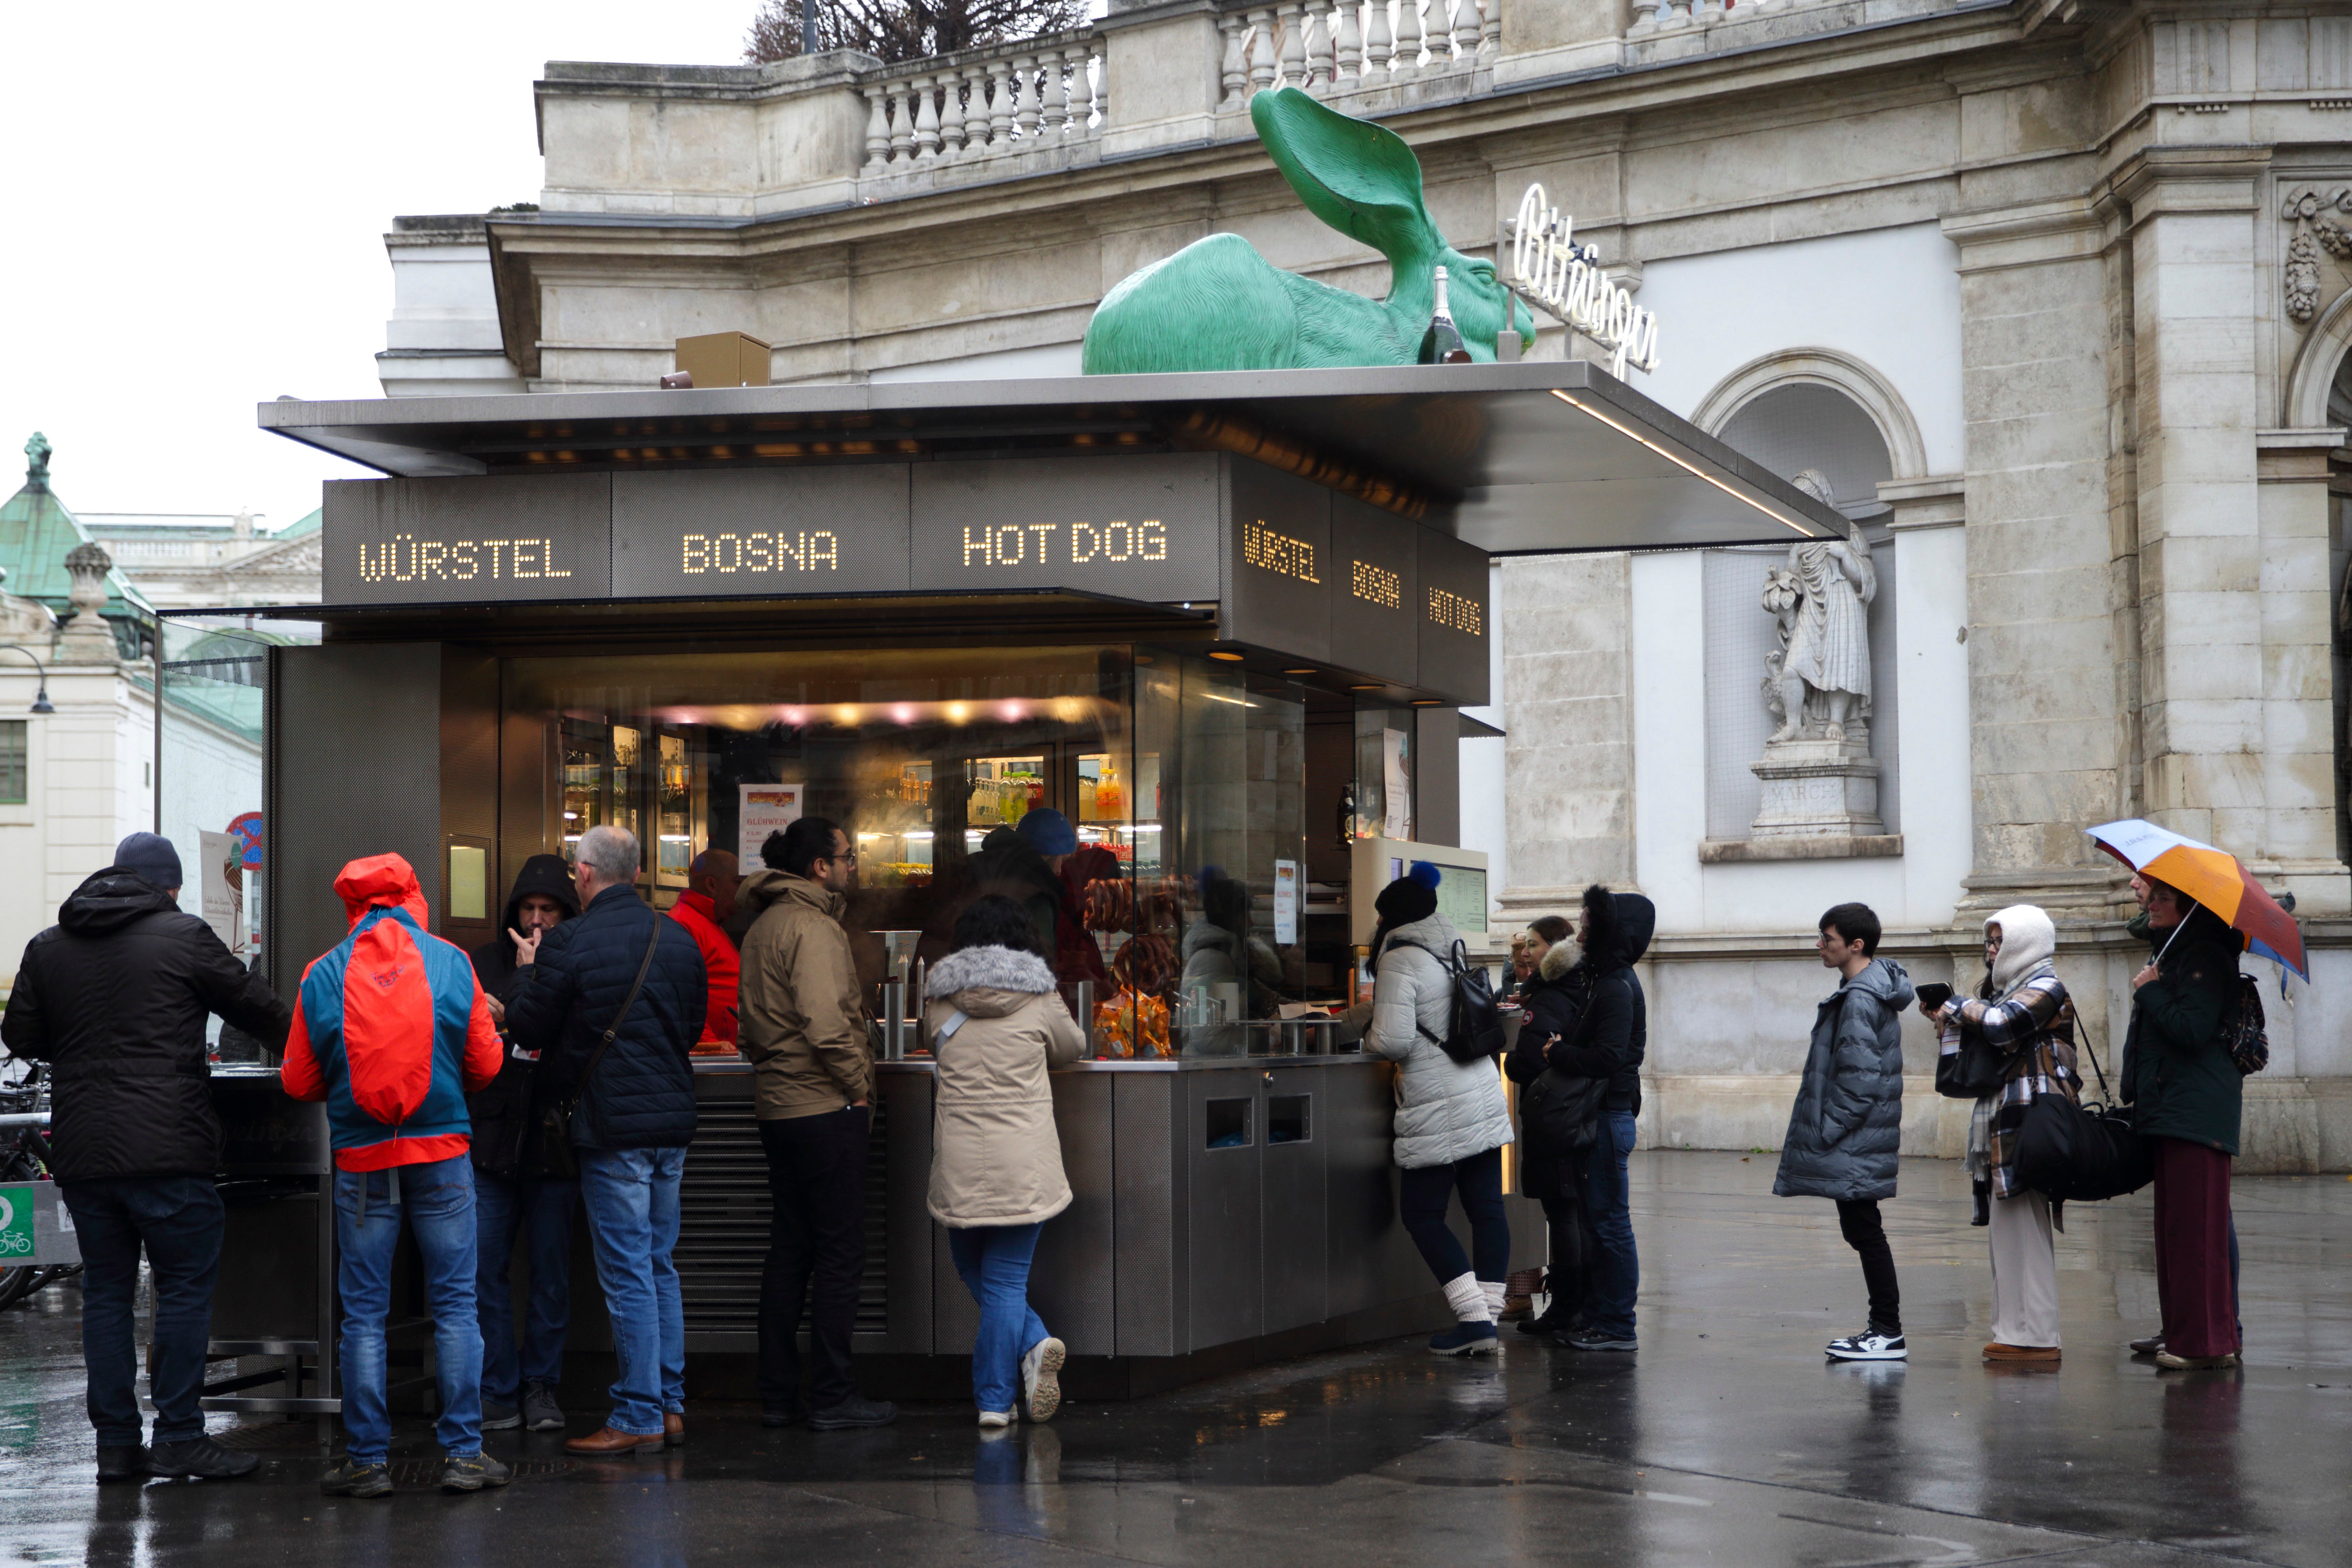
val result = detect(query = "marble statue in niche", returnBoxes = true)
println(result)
[1744,469,1886,843]
[1762,470,1876,746]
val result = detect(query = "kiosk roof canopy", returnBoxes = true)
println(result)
[260,363,1842,553]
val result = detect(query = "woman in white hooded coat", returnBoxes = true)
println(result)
[1354,865,1514,1356]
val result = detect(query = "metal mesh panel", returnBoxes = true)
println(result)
[1717,385,1895,516]
[676,1096,889,1337]
[1702,544,1899,840]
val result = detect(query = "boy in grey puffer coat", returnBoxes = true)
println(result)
[1774,902,1915,1362]
[1356,867,1514,1356]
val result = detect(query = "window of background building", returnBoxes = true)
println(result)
[0,720,27,804]
[1700,383,1900,840]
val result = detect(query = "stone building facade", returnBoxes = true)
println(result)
[390,0,2352,1168]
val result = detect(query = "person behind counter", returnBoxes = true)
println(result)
[1352,863,1515,1356]
[737,816,897,1432]
[281,853,508,1497]
[670,849,744,1051]
[1,833,291,1485]
[465,853,581,1436]
[924,894,1087,1426]
[506,825,708,1455]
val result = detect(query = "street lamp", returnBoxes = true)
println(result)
[0,646,56,713]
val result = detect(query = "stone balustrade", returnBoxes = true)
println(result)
[1213,0,1498,113]
[858,27,1103,177]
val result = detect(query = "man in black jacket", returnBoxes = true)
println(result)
[466,853,581,1434]
[0,834,290,1483]
[505,826,704,1456]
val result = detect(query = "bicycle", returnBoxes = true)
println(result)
[0,1057,80,1309]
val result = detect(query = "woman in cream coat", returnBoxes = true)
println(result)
[924,895,1085,1425]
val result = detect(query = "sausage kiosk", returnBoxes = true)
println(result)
[184,363,1841,1411]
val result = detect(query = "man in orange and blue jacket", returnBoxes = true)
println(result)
[282,853,508,1498]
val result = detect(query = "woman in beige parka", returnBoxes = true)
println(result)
[923,895,1085,1426]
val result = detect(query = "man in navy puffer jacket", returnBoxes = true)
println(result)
[506,825,704,1455]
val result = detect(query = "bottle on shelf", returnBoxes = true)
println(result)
[1417,266,1473,365]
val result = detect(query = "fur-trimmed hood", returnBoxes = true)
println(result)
[1573,886,1655,975]
[1539,937,1582,983]
[927,944,1058,1018]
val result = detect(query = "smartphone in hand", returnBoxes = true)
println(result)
[1915,982,1953,1013]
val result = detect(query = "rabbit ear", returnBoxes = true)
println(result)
[1250,88,1442,265]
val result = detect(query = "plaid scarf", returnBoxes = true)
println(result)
[1939,973,2080,1200]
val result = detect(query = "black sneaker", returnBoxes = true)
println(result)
[1825,1328,1907,1362]
[521,1380,566,1432]
[95,1445,150,1483]
[319,1457,394,1498]
[1557,1326,1637,1353]
[439,1452,514,1493]
[760,1404,802,1429]
[482,1399,523,1431]
[808,1394,898,1430]
[149,1436,260,1480]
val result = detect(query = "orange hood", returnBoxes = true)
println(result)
[334,853,429,929]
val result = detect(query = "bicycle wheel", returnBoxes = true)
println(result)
[0,1268,33,1310]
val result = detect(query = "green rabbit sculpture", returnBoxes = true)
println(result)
[1082,88,1527,374]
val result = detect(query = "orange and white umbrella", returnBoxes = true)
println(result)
[2086,818,2308,980]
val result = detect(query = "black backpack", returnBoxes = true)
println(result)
[1392,938,1508,1063]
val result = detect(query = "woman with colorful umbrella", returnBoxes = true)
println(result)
[2089,819,2294,1372]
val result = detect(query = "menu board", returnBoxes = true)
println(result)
[323,473,613,601]
[613,467,911,597]
[908,454,1222,603]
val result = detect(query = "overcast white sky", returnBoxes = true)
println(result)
[0,3,760,532]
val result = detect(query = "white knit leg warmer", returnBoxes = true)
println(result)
[1481,1280,1508,1320]
[1442,1271,1492,1324]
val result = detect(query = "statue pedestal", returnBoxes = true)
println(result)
[1748,737,1884,840]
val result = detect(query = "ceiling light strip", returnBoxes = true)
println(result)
[1548,389,1815,538]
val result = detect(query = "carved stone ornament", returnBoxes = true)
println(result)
[56,541,118,663]
[2283,187,2352,325]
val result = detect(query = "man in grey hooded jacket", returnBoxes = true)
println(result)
[1774,902,1915,1362]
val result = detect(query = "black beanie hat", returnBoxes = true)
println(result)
[1373,873,1437,927]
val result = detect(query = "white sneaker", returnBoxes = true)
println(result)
[1020,1336,1066,1423]
[1826,1329,1907,1362]
[978,1408,1015,1428]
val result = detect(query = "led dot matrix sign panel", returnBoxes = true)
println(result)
[908,454,1221,603]
[613,468,912,596]
[324,474,614,602]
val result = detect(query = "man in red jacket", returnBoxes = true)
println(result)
[670,849,742,1051]
[281,853,508,1498]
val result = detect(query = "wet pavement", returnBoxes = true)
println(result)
[3,1151,2347,1567]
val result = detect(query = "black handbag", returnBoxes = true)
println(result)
[528,921,664,1181]
[1933,997,2007,1101]
[1521,1065,1610,1153]
[2014,1026,2152,1203]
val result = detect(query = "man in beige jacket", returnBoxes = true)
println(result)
[737,816,894,1431]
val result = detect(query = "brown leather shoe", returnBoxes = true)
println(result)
[564,1425,666,1456]
[1982,1342,2061,1363]
[664,1411,686,1448]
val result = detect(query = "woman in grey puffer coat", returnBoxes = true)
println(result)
[1357,866,1513,1356]
[1773,902,1914,1362]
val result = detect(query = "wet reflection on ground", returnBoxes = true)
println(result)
[3,1152,2345,1567]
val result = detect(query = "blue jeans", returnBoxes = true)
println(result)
[577,1146,685,1436]
[59,1176,223,1446]
[949,1223,1048,1414]
[1583,1110,1639,1339]
[474,1171,577,1405]
[334,1156,484,1463]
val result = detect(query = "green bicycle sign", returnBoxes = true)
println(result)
[0,1185,34,1258]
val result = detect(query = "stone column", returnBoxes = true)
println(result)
[1493,552,1634,928]
[2115,149,2348,912]
[1940,196,2121,918]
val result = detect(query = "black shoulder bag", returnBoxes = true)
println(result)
[2014,1021,2152,1203]
[1517,973,1622,1154]
[528,921,664,1180]
[1933,996,2007,1101]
